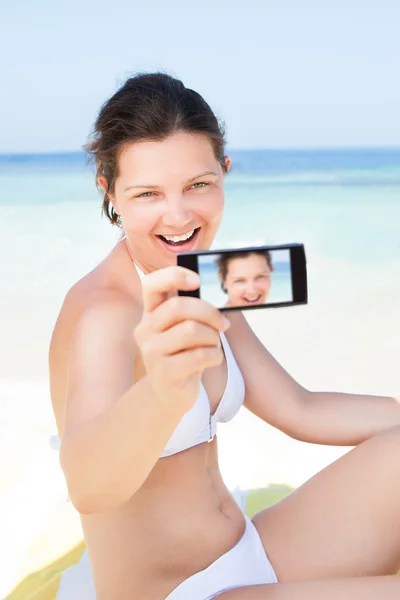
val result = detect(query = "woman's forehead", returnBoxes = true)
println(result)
[228,254,270,273]
[117,133,220,184]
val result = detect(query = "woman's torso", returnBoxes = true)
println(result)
[49,240,246,600]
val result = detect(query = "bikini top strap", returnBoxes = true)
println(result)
[133,262,146,282]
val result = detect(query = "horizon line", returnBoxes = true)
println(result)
[1,145,400,157]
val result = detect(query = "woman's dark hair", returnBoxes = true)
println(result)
[84,72,227,227]
[215,250,273,293]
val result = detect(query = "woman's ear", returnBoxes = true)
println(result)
[218,272,228,293]
[97,175,108,195]
[224,155,231,173]
[97,175,119,215]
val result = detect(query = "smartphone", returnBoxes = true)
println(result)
[177,242,308,312]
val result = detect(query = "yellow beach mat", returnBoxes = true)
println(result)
[6,485,293,600]
[5,543,86,600]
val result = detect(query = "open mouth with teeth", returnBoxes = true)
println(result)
[157,227,200,246]
[242,294,263,304]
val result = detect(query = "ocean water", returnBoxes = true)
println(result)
[0,147,399,375]
[0,148,399,594]
[1,145,399,426]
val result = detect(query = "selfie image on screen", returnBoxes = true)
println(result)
[197,249,293,309]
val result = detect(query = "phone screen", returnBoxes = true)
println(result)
[178,243,307,312]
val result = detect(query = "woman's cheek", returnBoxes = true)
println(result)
[129,204,162,234]
[203,191,224,218]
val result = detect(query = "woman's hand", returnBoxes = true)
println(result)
[134,266,230,411]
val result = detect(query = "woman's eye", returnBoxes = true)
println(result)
[191,182,209,189]
[137,191,154,198]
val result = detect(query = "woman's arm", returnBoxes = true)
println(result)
[291,390,400,445]
[60,267,227,515]
[59,298,186,515]
[227,312,400,445]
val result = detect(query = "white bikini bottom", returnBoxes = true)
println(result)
[55,514,277,600]
[165,515,278,600]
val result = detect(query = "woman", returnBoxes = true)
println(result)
[49,73,400,600]
[216,250,273,307]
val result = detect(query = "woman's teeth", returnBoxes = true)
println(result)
[244,295,261,303]
[159,229,197,245]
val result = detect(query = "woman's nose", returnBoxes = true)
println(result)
[244,281,259,295]
[162,196,193,229]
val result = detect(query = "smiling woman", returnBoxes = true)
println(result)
[48,72,400,600]
[84,75,229,270]
[98,133,227,266]
[216,250,274,307]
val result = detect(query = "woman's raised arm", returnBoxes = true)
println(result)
[60,267,228,515]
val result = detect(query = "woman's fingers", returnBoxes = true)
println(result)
[141,266,200,312]
[150,295,229,334]
[133,264,230,411]
[166,346,224,378]
[144,321,221,357]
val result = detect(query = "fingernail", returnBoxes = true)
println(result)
[222,316,231,330]
[187,272,200,286]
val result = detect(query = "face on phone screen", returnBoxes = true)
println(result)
[197,248,292,309]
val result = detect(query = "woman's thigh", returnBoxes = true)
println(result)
[214,576,400,599]
[251,425,400,582]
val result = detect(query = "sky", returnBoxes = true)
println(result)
[1,0,400,152]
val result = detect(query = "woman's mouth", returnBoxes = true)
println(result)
[156,227,201,253]
[242,294,263,304]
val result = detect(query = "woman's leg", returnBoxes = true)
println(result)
[215,576,400,599]
[251,425,400,581]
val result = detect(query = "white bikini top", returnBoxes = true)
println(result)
[50,264,246,458]
[134,262,246,457]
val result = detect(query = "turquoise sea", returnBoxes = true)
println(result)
[1,147,399,377]
[1,149,400,261]
[0,146,398,383]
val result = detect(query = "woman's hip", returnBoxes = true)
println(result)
[165,515,278,600]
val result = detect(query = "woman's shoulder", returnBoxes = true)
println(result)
[54,267,139,348]
[49,260,141,432]
[57,244,142,335]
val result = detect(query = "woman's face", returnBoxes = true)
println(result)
[223,254,272,307]
[102,132,228,272]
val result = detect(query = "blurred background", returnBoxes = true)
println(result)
[1,1,399,596]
